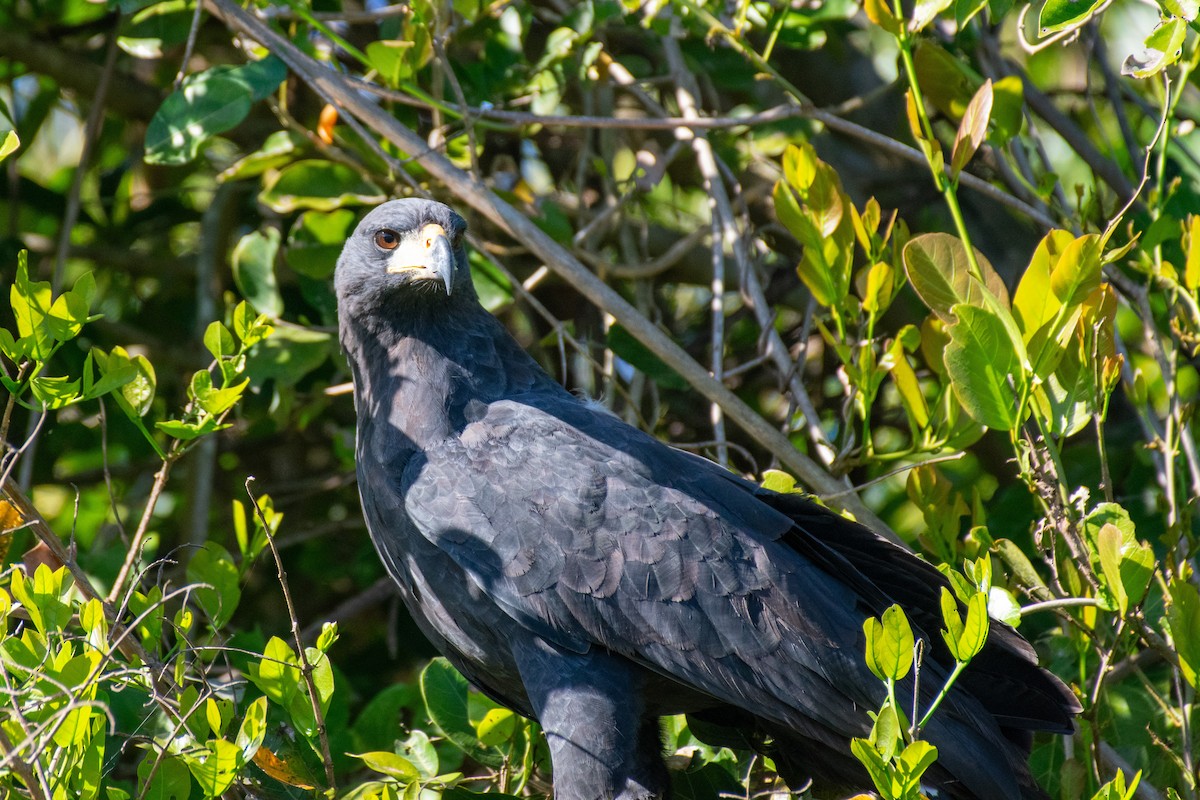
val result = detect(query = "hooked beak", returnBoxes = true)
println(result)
[385,223,456,295]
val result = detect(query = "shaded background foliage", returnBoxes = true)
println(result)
[0,0,1198,798]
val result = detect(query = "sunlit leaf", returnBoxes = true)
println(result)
[420,658,503,767]
[0,130,19,162]
[1039,0,1105,32]
[185,739,244,797]
[186,542,242,628]
[863,605,915,681]
[232,228,283,317]
[862,0,901,34]
[944,304,1022,430]
[356,750,421,782]
[1122,19,1187,78]
[475,707,517,747]
[903,233,1009,323]
[137,753,191,800]
[1167,579,1200,688]
[912,42,981,121]
[951,80,992,180]
[1162,0,1198,19]
[911,0,954,31]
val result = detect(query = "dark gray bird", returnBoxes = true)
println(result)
[335,199,1080,800]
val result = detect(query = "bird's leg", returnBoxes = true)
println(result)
[512,637,668,800]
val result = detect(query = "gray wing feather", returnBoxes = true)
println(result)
[402,395,875,740]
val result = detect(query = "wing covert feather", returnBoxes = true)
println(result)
[402,396,877,738]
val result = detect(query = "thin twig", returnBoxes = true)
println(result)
[246,477,337,794]
[350,73,1059,230]
[108,457,176,604]
[0,725,48,800]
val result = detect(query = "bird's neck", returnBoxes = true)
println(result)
[340,297,554,453]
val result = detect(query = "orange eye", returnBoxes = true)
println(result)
[374,229,399,250]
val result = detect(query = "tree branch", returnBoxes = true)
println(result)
[205,0,897,538]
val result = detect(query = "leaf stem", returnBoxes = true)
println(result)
[917,660,967,729]
[891,18,985,283]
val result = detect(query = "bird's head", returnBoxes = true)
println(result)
[335,199,471,311]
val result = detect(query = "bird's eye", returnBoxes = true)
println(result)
[374,229,400,250]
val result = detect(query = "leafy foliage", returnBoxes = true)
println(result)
[1,0,1199,798]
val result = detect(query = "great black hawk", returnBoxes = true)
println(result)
[334,199,1079,800]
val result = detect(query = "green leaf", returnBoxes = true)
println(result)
[9,564,72,635]
[862,0,901,33]
[1162,0,1198,20]
[955,0,990,29]
[137,753,192,800]
[911,0,954,32]
[850,738,893,799]
[218,130,307,183]
[1012,230,1084,376]
[902,233,1009,322]
[1122,19,1187,78]
[12,251,54,358]
[1167,578,1200,689]
[475,707,517,747]
[218,55,287,102]
[185,739,243,798]
[760,469,799,494]
[896,739,939,787]
[400,730,439,780]
[204,322,235,360]
[232,301,274,348]
[939,586,991,662]
[912,43,981,121]
[1039,0,1104,32]
[128,586,165,648]
[354,751,421,782]
[190,370,248,415]
[232,228,283,317]
[304,647,336,714]
[367,40,418,86]
[118,0,195,59]
[30,374,82,408]
[206,697,233,738]
[185,542,242,628]
[244,325,331,387]
[100,346,157,417]
[46,287,90,341]
[235,696,268,764]
[145,56,286,165]
[0,129,18,162]
[249,636,300,706]
[286,209,358,279]
[957,591,990,661]
[944,304,1022,431]
[1049,234,1102,308]
[988,586,1023,627]
[869,700,904,761]
[863,605,915,681]
[1096,523,1154,616]
[258,160,386,213]
[420,658,503,767]
[885,337,930,430]
[990,75,1024,144]
[145,75,253,165]
[951,80,992,181]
